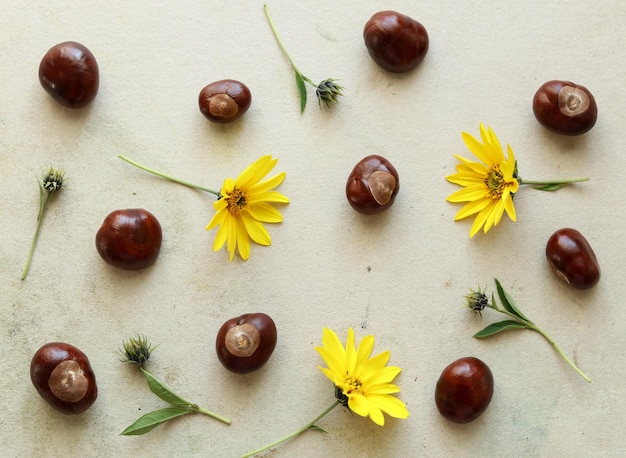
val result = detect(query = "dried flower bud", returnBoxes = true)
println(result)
[316,79,344,108]
[121,335,156,365]
[41,168,64,193]
[464,287,489,316]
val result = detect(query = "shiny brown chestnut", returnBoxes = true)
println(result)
[96,208,162,270]
[199,79,251,123]
[363,11,429,73]
[546,228,600,289]
[346,155,399,214]
[30,342,97,414]
[39,41,99,108]
[532,80,597,135]
[216,313,277,374]
[435,357,493,424]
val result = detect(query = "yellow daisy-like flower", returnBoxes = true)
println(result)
[446,123,520,237]
[206,155,289,261]
[315,327,409,426]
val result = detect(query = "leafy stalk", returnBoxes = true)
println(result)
[263,4,343,112]
[518,176,589,191]
[467,278,591,383]
[241,401,339,457]
[121,368,230,436]
[21,168,65,280]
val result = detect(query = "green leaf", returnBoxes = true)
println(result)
[473,320,529,338]
[295,72,307,113]
[494,278,530,322]
[120,407,192,436]
[307,424,329,434]
[533,183,566,191]
[141,368,191,406]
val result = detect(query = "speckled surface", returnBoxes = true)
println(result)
[1,1,625,457]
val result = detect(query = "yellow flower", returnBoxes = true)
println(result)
[206,155,289,261]
[315,327,409,426]
[446,123,519,237]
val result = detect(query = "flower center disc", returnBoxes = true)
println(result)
[227,190,246,215]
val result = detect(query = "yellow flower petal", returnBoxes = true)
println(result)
[367,405,385,426]
[368,394,409,419]
[348,393,370,418]
[241,212,272,246]
[245,202,284,223]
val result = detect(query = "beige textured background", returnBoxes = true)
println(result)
[1,1,625,456]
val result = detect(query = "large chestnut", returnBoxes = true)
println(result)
[30,342,97,414]
[199,79,251,123]
[532,80,597,135]
[363,11,429,73]
[546,228,600,290]
[346,155,399,214]
[435,357,493,424]
[96,208,162,270]
[39,41,99,108]
[216,313,277,374]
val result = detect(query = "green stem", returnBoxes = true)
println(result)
[489,305,591,383]
[519,177,589,186]
[263,4,314,87]
[21,190,49,280]
[193,405,231,425]
[241,400,340,457]
[119,155,220,196]
[527,323,591,383]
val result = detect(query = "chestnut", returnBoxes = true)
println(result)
[532,80,597,135]
[346,155,399,214]
[95,208,162,270]
[30,342,97,414]
[39,41,99,108]
[216,313,277,374]
[435,357,493,424]
[546,228,600,290]
[199,79,251,123]
[363,11,429,73]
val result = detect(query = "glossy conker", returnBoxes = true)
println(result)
[435,357,493,424]
[363,11,429,73]
[216,313,277,374]
[346,155,399,214]
[532,80,597,135]
[199,79,251,123]
[39,41,99,108]
[30,342,97,414]
[546,228,600,290]
[96,208,162,270]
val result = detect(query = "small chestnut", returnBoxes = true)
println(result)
[30,342,97,414]
[435,357,493,424]
[346,155,399,214]
[95,208,163,270]
[39,41,99,108]
[546,228,600,290]
[216,313,277,374]
[363,11,429,73]
[532,80,597,135]
[199,79,251,123]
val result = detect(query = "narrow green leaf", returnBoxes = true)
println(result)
[120,407,192,436]
[533,183,565,191]
[494,278,530,322]
[307,424,329,434]
[295,72,307,113]
[141,368,191,406]
[473,320,529,338]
